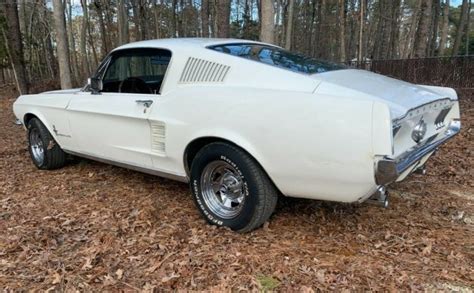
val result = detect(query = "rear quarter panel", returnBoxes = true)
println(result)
[152,85,377,202]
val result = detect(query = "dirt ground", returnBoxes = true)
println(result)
[0,84,472,291]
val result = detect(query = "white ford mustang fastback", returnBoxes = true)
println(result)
[13,38,461,232]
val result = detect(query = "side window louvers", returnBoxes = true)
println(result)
[179,57,230,84]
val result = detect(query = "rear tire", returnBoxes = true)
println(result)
[27,118,67,170]
[190,142,278,232]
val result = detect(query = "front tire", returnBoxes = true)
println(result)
[190,142,278,232]
[27,118,66,170]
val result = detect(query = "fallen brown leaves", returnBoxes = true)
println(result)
[0,85,473,291]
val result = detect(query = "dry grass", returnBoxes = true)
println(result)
[0,84,472,291]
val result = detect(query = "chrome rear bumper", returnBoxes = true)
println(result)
[375,119,461,185]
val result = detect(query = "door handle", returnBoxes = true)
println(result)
[135,99,153,108]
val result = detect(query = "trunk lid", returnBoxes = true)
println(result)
[312,69,450,119]
[312,69,459,157]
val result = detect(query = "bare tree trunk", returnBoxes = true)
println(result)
[176,0,183,37]
[18,0,27,44]
[318,0,327,58]
[301,0,313,55]
[24,1,37,82]
[52,0,73,89]
[67,0,80,85]
[429,0,441,56]
[403,0,423,58]
[201,0,210,37]
[274,0,281,46]
[285,0,295,50]
[132,2,142,40]
[217,0,231,38]
[138,0,148,40]
[3,0,29,94]
[388,0,402,59]
[413,0,432,57]
[153,1,161,38]
[347,0,357,60]
[339,0,347,61]
[117,0,130,45]
[466,0,471,55]
[371,0,384,59]
[438,0,450,55]
[452,0,469,56]
[93,0,108,57]
[102,1,114,48]
[44,32,58,78]
[38,0,58,79]
[260,0,275,43]
[242,0,252,39]
[80,0,91,79]
[117,0,129,45]
[88,28,99,69]
[172,0,178,37]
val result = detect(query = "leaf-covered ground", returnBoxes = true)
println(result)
[0,84,473,291]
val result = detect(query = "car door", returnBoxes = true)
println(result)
[67,48,172,169]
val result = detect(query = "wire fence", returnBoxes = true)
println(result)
[348,56,474,89]
[2,56,473,90]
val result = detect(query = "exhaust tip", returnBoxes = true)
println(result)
[367,186,389,208]
[414,165,426,175]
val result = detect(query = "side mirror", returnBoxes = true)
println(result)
[88,77,103,94]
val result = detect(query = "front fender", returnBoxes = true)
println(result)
[13,94,73,148]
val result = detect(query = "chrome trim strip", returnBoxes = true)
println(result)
[63,150,189,183]
[375,119,461,185]
[392,98,454,125]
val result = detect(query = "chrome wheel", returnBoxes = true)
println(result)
[29,128,44,165]
[200,160,246,219]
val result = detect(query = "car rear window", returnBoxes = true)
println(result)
[208,43,346,75]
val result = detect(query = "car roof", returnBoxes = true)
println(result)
[113,38,279,52]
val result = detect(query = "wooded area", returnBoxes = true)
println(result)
[0,0,472,93]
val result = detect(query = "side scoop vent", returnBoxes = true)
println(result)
[150,121,166,155]
[179,57,230,83]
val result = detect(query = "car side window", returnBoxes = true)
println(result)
[102,48,171,94]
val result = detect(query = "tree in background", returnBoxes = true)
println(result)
[260,0,275,43]
[284,0,295,50]
[52,0,73,89]
[0,0,472,92]
[117,0,129,45]
[338,0,346,61]
[452,0,470,55]
[2,0,28,94]
[413,0,433,57]
[438,0,451,56]
[217,0,231,38]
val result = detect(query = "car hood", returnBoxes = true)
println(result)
[313,69,453,118]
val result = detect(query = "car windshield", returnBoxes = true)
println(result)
[209,43,346,75]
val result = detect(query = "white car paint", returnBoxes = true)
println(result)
[13,38,461,203]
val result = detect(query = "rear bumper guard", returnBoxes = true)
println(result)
[375,119,461,185]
